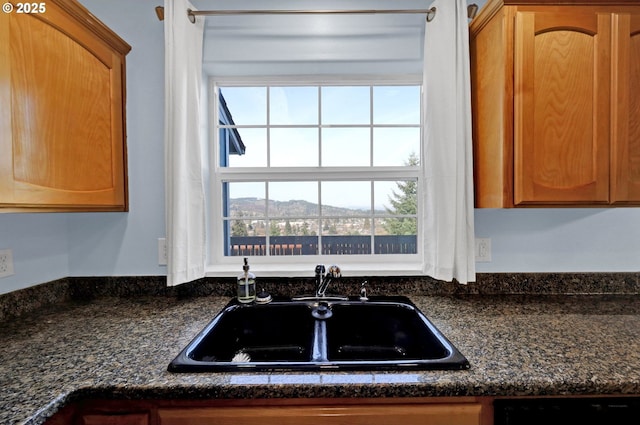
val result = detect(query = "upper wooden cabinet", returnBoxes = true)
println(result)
[0,0,131,212]
[470,0,640,207]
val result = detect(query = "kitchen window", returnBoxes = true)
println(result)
[210,79,422,274]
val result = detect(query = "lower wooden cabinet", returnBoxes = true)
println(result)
[43,395,640,425]
[157,403,485,425]
[45,398,491,425]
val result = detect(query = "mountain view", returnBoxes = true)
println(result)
[229,197,381,218]
[228,197,416,238]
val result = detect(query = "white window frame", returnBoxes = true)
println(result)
[206,75,423,277]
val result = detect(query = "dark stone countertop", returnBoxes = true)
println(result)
[2,293,640,425]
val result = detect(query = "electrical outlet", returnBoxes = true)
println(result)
[158,238,167,266]
[475,238,492,262]
[0,249,15,278]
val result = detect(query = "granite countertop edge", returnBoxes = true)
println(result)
[27,375,640,425]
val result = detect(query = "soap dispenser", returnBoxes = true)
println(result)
[237,258,256,303]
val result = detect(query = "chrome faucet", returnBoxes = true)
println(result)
[315,264,341,297]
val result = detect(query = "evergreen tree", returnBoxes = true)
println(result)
[383,152,418,235]
[231,220,248,236]
[269,221,281,236]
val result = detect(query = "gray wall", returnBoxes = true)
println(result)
[0,0,638,295]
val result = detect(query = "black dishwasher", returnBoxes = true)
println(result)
[495,397,640,425]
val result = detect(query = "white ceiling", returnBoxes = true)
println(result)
[191,0,436,77]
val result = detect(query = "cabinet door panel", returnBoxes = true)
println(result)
[514,12,610,205]
[158,404,483,425]
[11,14,113,192]
[611,14,640,203]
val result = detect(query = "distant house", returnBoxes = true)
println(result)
[218,92,245,166]
[219,93,245,255]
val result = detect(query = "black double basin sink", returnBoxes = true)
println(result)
[168,296,469,372]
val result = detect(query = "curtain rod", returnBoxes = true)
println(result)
[154,5,479,24]
[186,7,438,23]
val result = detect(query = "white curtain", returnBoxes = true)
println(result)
[421,0,476,284]
[164,0,206,286]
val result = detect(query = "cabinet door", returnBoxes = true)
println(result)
[514,11,611,205]
[0,1,128,211]
[158,404,484,425]
[611,13,640,204]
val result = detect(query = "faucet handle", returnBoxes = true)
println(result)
[315,264,326,276]
[327,265,341,278]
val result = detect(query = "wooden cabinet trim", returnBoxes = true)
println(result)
[611,13,640,204]
[47,0,131,54]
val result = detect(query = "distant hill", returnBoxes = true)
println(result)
[229,197,381,217]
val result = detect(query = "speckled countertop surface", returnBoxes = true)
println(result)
[3,292,640,425]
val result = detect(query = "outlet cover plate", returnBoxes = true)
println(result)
[158,238,167,266]
[0,249,15,278]
[475,238,492,262]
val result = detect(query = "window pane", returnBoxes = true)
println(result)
[268,182,318,216]
[374,218,417,254]
[321,86,370,125]
[270,128,318,167]
[321,225,372,255]
[373,86,421,124]
[270,87,318,125]
[322,128,370,166]
[228,219,264,237]
[321,218,371,236]
[270,219,319,237]
[321,181,371,214]
[220,87,266,125]
[374,181,396,214]
[227,221,267,256]
[227,182,266,217]
[375,180,417,216]
[269,234,318,256]
[227,128,267,167]
[321,237,372,255]
[373,128,420,166]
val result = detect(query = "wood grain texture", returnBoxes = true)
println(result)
[157,403,485,425]
[0,0,129,211]
[611,13,640,203]
[470,3,640,207]
[82,414,149,425]
[11,14,113,191]
[471,7,518,207]
[514,11,610,204]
